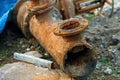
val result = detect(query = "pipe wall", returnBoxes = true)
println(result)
[29,9,97,77]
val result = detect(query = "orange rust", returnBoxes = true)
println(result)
[31,71,72,80]
[54,18,88,37]
[14,0,55,37]
[29,13,97,77]
[14,0,97,78]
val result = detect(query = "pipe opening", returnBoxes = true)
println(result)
[59,20,80,32]
[64,46,96,77]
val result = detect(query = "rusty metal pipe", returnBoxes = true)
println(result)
[54,0,106,18]
[14,0,97,78]
[29,12,97,78]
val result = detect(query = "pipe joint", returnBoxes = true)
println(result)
[54,18,88,37]
[14,0,56,37]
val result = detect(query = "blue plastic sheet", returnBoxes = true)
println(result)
[0,0,17,34]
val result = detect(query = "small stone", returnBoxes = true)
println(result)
[104,67,112,75]
[19,41,23,44]
[104,25,108,28]
[112,34,120,45]
[85,36,95,43]
[44,53,48,56]
[107,53,114,60]
[114,63,118,66]
[112,39,119,45]
[30,46,34,49]
[112,73,116,77]
[0,58,3,61]
[117,43,120,51]
[22,45,26,48]
[117,71,120,74]
[26,48,30,51]
[96,62,101,70]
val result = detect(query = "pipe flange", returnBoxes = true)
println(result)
[14,0,56,37]
[54,18,88,37]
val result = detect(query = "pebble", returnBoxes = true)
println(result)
[26,48,30,51]
[0,58,3,61]
[111,39,119,45]
[107,53,114,60]
[22,45,26,48]
[19,41,23,44]
[117,43,120,51]
[44,53,48,56]
[104,67,112,75]
[112,34,120,45]
[85,36,95,43]
[104,25,109,28]
[117,71,120,74]
[96,62,101,70]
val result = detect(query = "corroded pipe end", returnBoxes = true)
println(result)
[54,18,88,37]
[14,0,56,38]
[63,43,97,78]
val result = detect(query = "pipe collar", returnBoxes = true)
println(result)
[54,18,88,37]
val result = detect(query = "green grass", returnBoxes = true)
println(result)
[0,39,21,67]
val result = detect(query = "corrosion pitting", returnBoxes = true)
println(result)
[54,18,88,37]
[14,0,98,79]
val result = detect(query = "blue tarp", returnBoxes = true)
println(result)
[0,0,17,34]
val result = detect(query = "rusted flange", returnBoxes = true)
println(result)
[14,0,56,37]
[54,18,88,37]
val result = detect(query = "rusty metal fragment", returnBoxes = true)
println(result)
[14,0,98,79]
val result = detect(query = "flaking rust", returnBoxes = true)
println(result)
[14,0,98,79]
